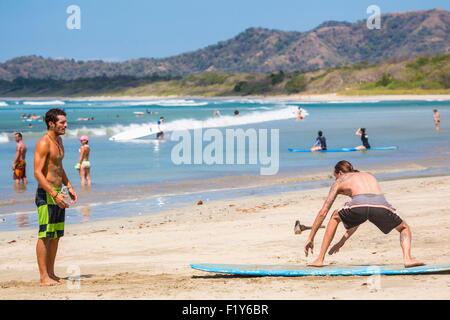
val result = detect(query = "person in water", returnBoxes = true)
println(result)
[34,108,77,286]
[433,109,440,131]
[75,135,91,187]
[355,128,371,150]
[156,116,165,139]
[13,132,28,186]
[296,107,306,121]
[234,110,240,117]
[311,130,327,152]
[304,160,424,268]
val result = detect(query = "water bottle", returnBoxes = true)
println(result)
[61,186,71,206]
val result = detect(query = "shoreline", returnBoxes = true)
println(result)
[0,173,449,299]
[2,93,450,102]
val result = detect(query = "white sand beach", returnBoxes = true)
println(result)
[0,174,449,299]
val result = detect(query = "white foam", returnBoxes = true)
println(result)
[119,99,208,107]
[0,133,9,143]
[23,100,65,106]
[110,106,303,141]
[0,101,8,107]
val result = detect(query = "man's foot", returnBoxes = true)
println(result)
[404,259,425,268]
[307,259,325,267]
[40,277,61,286]
[49,274,62,282]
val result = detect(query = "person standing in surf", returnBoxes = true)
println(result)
[156,116,165,140]
[304,160,424,268]
[76,135,91,187]
[433,109,441,131]
[355,128,371,150]
[34,108,77,286]
[310,130,327,152]
[12,132,28,186]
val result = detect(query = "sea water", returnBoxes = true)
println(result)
[0,98,449,230]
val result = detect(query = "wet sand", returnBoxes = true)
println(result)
[1,174,449,299]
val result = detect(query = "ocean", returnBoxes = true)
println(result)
[0,98,449,231]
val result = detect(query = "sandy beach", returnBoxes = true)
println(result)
[1,174,449,300]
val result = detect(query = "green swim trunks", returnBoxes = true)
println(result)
[35,188,65,239]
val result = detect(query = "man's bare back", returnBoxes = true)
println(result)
[335,172,383,197]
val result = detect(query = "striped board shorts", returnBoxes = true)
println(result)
[35,188,65,239]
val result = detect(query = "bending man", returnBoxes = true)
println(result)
[304,160,423,268]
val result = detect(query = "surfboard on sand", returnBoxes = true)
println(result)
[288,146,398,153]
[190,263,450,277]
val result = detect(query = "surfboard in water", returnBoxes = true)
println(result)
[191,263,450,277]
[288,146,398,153]
[109,124,161,141]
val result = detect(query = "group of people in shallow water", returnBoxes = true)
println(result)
[10,105,440,286]
[310,128,370,152]
[12,130,92,188]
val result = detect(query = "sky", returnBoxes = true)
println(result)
[0,0,449,62]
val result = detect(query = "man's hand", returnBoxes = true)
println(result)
[304,239,314,257]
[68,187,78,203]
[328,240,345,255]
[54,193,69,209]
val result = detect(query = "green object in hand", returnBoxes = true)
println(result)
[74,163,81,170]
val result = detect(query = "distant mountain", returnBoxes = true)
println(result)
[1,8,449,80]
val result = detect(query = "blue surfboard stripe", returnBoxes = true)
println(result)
[191,263,450,277]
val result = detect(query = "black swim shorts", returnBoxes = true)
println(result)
[338,206,403,234]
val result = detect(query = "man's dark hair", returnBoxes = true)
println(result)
[318,131,323,137]
[15,132,23,138]
[45,108,66,129]
[433,109,438,113]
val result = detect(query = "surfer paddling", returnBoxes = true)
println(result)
[34,108,77,286]
[304,160,424,268]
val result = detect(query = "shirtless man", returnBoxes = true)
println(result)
[304,160,423,268]
[433,109,440,131]
[13,132,28,186]
[34,108,77,286]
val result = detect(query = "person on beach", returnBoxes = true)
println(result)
[304,160,424,268]
[355,128,371,150]
[156,116,165,140]
[34,108,77,286]
[311,130,327,152]
[75,135,91,187]
[13,132,28,186]
[433,109,440,131]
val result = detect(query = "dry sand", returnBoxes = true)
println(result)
[0,175,449,299]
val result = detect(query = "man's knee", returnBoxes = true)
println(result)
[332,210,341,222]
[396,221,409,232]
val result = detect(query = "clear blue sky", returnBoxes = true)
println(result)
[0,0,449,62]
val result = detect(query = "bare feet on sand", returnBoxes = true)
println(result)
[40,277,62,286]
[404,259,425,268]
[307,259,325,267]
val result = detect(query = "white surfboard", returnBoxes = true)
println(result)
[110,124,161,141]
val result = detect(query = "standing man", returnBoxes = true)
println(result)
[34,108,77,286]
[433,109,441,131]
[13,132,28,186]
